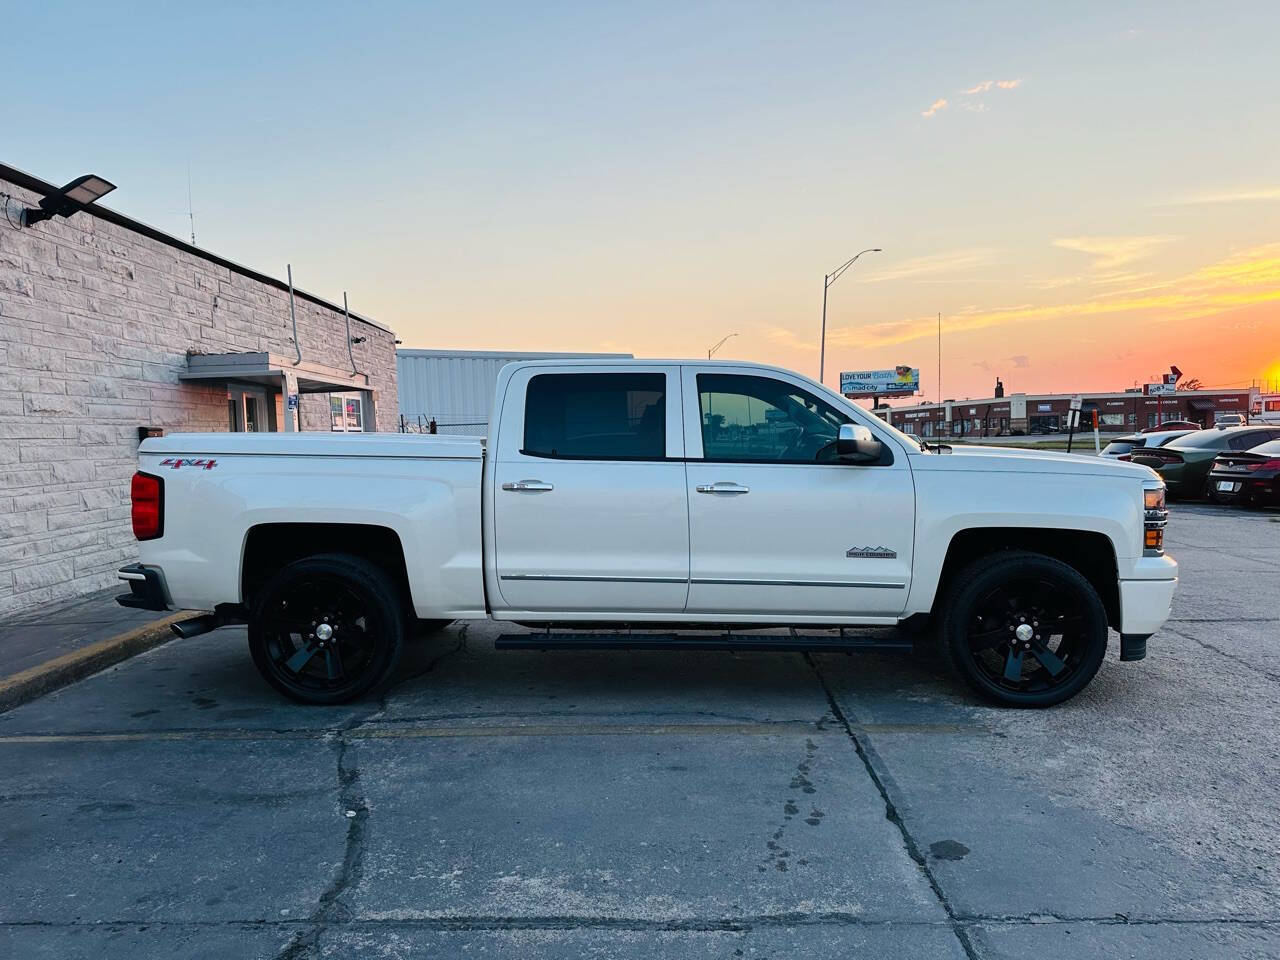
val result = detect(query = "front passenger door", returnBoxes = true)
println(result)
[682,368,914,619]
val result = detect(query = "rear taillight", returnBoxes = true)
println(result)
[1117,454,1132,461]
[1248,459,1280,472]
[131,472,164,541]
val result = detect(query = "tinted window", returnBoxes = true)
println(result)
[1101,438,1140,455]
[697,374,852,462]
[523,373,665,459]
[1229,430,1280,450]
[1169,430,1236,450]
[1248,439,1280,456]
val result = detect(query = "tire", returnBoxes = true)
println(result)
[938,550,1108,708]
[248,553,406,705]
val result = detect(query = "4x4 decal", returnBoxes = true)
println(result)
[158,457,217,470]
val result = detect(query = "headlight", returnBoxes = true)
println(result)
[1143,484,1167,556]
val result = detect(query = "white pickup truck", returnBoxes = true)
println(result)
[118,359,1176,708]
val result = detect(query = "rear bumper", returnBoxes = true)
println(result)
[1207,472,1278,504]
[116,564,171,612]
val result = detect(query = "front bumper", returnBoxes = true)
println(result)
[116,564,171,612]
[1119,571,1177,636]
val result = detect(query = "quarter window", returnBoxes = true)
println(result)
[697,374,852,462]
[524,373,665,459]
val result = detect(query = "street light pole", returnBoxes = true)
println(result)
[819,248,881,385]
[708,332,739,359]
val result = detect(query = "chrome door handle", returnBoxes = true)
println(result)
[502,479,554,492]
[696,482,750,495]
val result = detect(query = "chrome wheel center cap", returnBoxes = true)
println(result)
[1015,623,1034,643]
[316,623,334,641]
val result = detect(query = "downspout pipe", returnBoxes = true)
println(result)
[288,264,301,365]
[344,291,359,375]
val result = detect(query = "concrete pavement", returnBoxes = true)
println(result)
[0,504,1277,958]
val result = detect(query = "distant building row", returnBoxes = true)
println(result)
[878,388,1258,438]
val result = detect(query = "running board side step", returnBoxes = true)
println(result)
[170,605,246,639]
[495,632,913,652]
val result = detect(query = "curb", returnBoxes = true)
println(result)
[0,612,188,714]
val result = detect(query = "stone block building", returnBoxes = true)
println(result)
[0,162,398,617]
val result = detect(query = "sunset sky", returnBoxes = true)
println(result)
[6,1,1279,401]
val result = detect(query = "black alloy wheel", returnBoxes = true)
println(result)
[939,551,1109,707]
[248,553,406,704]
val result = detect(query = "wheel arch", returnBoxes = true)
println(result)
[933,527,1120,629]
[241,523,412,614]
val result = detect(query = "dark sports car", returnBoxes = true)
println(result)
[1129,426,1280,499]
[1206,439,1280,507]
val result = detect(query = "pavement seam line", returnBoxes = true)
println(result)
[2,915,1277,931]
[0,612,188,715]
[803,653,981,960]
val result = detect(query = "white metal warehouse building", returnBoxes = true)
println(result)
[396,349,631,435]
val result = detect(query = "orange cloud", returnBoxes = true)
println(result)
[922,98,948,118]
[1053,235,1180,270]
[783,242,1280,350]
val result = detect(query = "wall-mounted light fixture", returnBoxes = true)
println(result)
[23,174,117,227]
[350,336,366,344]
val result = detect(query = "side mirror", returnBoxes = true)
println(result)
[837,423,883,463]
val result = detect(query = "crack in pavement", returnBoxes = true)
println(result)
[1163,625,1280,684]
[803,653,981,960]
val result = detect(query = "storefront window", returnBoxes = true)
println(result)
[330,393,364,432]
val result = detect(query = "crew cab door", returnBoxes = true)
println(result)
[681,367,914,618]
[489,364,689,613]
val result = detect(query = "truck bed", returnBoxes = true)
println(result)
[143,431,484,460]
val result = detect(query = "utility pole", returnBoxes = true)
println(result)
[937,312,942,405]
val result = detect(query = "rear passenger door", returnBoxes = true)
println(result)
[490,365,689,613]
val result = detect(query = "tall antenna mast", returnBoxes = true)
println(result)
[186,162,196,245]
[937,312,942,404]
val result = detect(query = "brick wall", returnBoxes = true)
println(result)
[0,173,398,617]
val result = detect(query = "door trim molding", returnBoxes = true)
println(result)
[501,574,688,584]
[691,577,906,589]
[501,574,906,589]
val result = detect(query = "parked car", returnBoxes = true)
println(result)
[1205,439,1280,506]
[1141,420,1200,433]
[1130,425,1280,499]
[118,359,1176,709]
[1102,429,1194,459]
[1215,414,1246,427]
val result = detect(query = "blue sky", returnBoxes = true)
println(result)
[6,1,1279,397]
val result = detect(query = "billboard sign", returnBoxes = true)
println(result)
[1147,382,1176,396]
[840,365,920,398]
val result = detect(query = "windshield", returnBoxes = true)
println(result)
[1245,439,1280,456]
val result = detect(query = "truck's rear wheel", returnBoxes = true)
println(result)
[248,553,406,704]
[938,551,1108,708]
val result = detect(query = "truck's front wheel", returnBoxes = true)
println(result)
[248,553,406,704]
[938,551,1108,708]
